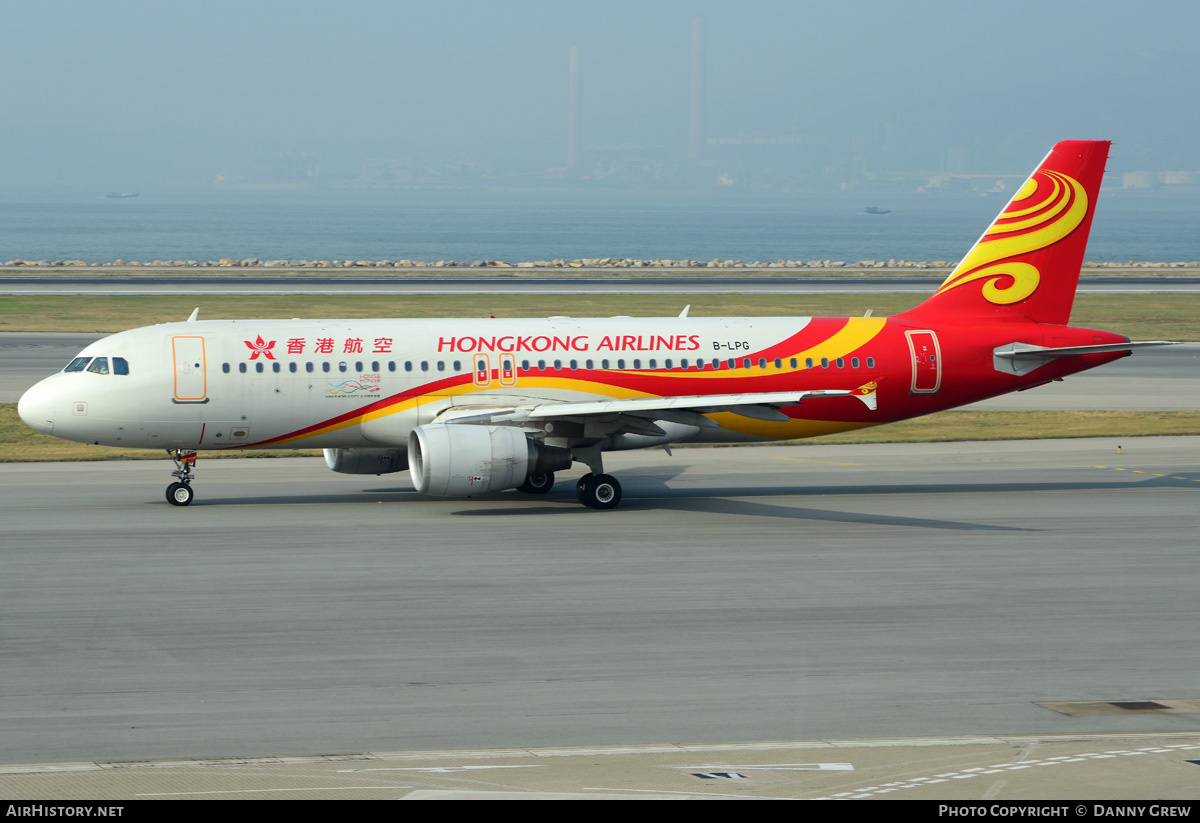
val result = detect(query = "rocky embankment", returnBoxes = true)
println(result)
[4,257,1200,272]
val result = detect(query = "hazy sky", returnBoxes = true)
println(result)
[2,0,1197,186]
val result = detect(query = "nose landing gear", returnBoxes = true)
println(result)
[166,449,197,506]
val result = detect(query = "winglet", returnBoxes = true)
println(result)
[851,379,881,411]
[679,304,690,318]
[186,308,199,322]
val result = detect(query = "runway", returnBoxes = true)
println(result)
[2,438,1199,798]
[5,274,1200,295]
[4,333,1197,408]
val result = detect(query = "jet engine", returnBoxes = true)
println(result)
[324,448,408,475]
[408,424,571,496]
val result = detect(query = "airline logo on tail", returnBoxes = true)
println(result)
[933,168,1088,306]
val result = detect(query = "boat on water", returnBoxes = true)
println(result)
[863,206,890,215]
[104,192,139,199]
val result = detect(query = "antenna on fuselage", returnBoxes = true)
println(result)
[186,308,199,322]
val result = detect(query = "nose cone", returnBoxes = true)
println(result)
[18,380,55,435]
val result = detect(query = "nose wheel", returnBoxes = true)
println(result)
[166,449,197,506]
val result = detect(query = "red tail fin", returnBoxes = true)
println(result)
[898,140,1110,325]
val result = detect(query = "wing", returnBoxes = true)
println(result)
[433,383,880,437]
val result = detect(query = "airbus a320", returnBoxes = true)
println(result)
[18,141,1172,509]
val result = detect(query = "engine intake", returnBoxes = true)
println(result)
[408,424,570,496]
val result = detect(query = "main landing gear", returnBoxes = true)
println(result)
[165,449,197,506]
[575,473,622,510]
[517,471,555,494]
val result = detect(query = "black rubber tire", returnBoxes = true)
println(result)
[575,473,593,503]
[166,482,194,507]
[517,472,555,494]
[579,473,621,510]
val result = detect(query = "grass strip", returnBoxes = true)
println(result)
[1,293,1198,340]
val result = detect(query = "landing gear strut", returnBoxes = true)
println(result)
[575,473,622,510]
[166,449,196,506]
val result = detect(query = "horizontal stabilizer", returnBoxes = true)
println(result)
[995,341,1178,360]
[993,340,1177,376]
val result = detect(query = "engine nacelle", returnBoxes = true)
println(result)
[409,424,569,497]
[324,448,408,475]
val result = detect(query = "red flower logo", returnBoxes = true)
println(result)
[244,335,277,360]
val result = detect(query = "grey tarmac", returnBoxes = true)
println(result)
[1,437,1199,798]
[4,273,1200,296]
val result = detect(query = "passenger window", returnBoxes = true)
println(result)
[696,359,704,370]
[338,362,348,372]
[239,363,247,373]
[222,363,230,374]
[289,362,297,373]
[758,358,767,369]
[388,361,396,372]
[774,358,782,369]
[851,357,860,368]
[272,362,280,373]
[712,359,721,369]
[617,359,626,369]
[64,357,91,372]
[867,357,876,368]
[836,357,845,368]
[437,361,445,371]
[537,360,546,370]
[306,362,314,373]
[554,360,562,370]
[820,358,829,368]
[601,359,610,369]
[632,359,640,369]
[805,358,813,369]
[743,358,751,369]
[585,359,594,369]
[405,361,413,372]
[372,361,380,371]
[727,358,735,369]
[790,358,797,369]
[453,360,461,371]
[570,359,579,369]
[521,360,530,370]
[256,362,264,373]
[86,357,109,374]
[420,361,428,371]
[113,357,129,375]
[322,362,330,373]
[355,361,363,372]
[647,359,655,369]
[665,359,673,369]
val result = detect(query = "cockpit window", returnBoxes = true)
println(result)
[86,357,110,375]
[113,357,129,375]
[64,357,92,372]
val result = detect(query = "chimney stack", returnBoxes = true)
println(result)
[568,47,581,169]
[688,18,705,161]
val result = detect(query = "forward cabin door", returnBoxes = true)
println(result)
[171,335,209,403]
[905,329,941,394]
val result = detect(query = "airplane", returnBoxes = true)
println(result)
[17,140,1174,510]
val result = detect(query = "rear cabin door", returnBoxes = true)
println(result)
[172,335,209,403]
[905,329,941,394]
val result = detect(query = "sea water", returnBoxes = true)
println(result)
[1,186,1197,265]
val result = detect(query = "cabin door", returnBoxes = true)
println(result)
[905,330,941,394]
[171,335,209,403]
